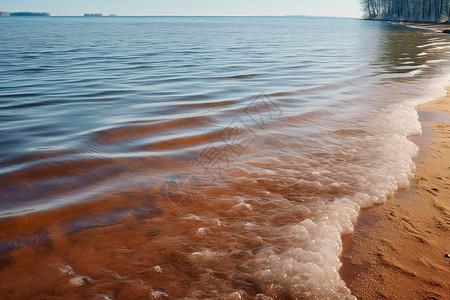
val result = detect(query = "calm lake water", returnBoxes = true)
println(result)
[1,16,450,299]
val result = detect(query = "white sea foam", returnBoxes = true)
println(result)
[417,41,450,48]
[239,76,450,299]
[431,45,450,50]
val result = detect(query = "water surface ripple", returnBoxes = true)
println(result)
[1,17,450,299]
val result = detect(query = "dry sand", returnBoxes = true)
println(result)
[340,91,450,299]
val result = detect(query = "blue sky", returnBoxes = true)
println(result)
[0,0,362,18]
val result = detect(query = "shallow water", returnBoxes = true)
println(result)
[1,16,450,299]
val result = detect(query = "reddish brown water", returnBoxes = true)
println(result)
[2,17,450,299]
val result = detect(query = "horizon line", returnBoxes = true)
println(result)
[5,14,361,19]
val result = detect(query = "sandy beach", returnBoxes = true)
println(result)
[341,91,450,299]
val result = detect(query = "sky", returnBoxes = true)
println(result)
[0,0,362,18]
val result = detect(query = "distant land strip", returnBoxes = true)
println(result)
[0,11,51,16]
[0,12,119,17]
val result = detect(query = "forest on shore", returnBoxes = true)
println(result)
[362,0,450,22]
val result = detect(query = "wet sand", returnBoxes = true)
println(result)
[341,91,450,299]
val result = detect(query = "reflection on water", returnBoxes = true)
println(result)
[1,17,450,299]
[371,22,448,80]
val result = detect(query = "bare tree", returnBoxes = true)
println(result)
[362,0,450,22]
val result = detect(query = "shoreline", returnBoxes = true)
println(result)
[340,90,450,298]
[395,21,450,32]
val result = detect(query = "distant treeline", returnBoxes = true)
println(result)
[361,0,450,22]
[0,11,51,16]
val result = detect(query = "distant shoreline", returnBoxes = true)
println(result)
[0,11,50,16]
[364,18,450,33]
[394,21,450,33]
[0,14,360,18]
